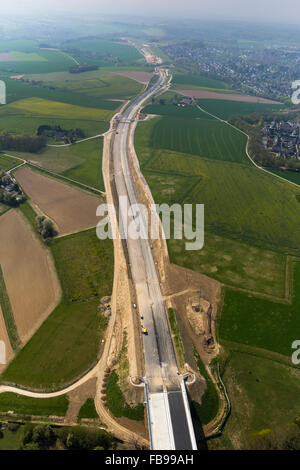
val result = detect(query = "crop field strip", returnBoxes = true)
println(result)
[5,97,114,121]
[0,265,21,351]
[1,229,114,389]
[5,78,120,110]
[0,153,20,171]
[0,49,76,75]
[171,73,230,90]
[210,352,300,450]
[147,115,249,164]
[11,139,105,191]
[141,149,300,256]
[61,38,143,63]
[0,393,69,417]
[24,71,144,100]
[219,259,300,358]
[196,98,285,121]
[0,97,114,137]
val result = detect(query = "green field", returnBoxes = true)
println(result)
[26,70,143,99]
[0,153,20,171]
[172,73,229,90]
[12,139,104,190]
[42,74,143,100]
[5,78,119,110]
[62,38,143,63]
[209,353,300,449]
[78,398,98,421]
[268,168,300,187]
[192,351,220,425]
[149,117,249,164]
[197,99,285,121]
[219,260,300,357]
[0,426,23,450]
[0,393,68,416]
[106,371,144,421]
[142,103,216,119]
[0,50,76,75]
[65,139,104,190]
[7,97,113,121]
[168,232,286,297]
[0,114,108,138]
[1,229,114,389]
[0,97,112,137]
[10,51,47,62]
[135,112,300,256]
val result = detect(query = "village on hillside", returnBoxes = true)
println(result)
[262,120,300,159]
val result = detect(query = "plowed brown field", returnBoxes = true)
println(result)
[0,210,61,345]
[112,70,153,84]
[176,89,281,104]
[15,167,101,235]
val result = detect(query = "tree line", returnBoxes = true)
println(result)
[0,132,46,153]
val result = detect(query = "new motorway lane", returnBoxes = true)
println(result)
[111,70,197,450]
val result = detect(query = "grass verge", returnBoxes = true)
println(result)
[0,392,68,417]
[191,350,220,425]
[168,308,185,368]
[0,265,21,351]
[77,398,98,421]
[106,371,144,421]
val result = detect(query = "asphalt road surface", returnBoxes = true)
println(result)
[112,71,195,449]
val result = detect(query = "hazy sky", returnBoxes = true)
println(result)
[2,0,300,24]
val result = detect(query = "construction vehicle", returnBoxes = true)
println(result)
[142,327,148,335]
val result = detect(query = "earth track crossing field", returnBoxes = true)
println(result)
[0,210,61,346]
[14,166,101,235]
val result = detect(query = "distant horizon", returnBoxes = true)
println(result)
[1,0,300,27]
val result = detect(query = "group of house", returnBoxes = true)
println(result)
[177,96,193,107]
[0,171,24,205]
[262,120,300,159]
